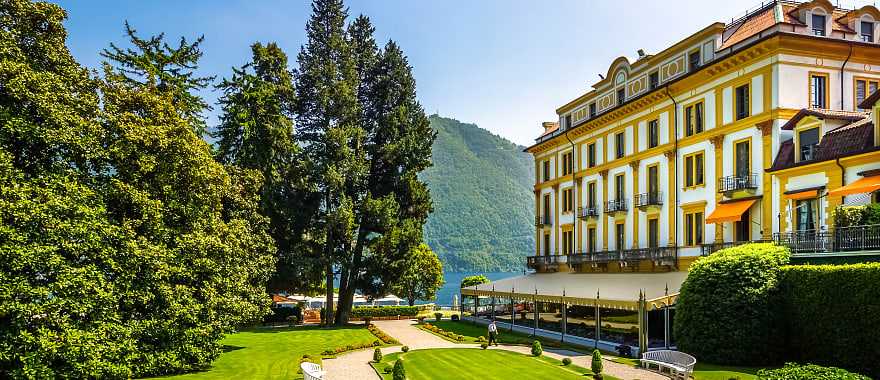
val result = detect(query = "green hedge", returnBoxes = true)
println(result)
[350,306,419,318]
[675,243,790,365]
[757,363,870,380]
[780,263,880,378]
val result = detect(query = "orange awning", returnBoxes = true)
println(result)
[786,189,818,200]
[706,199,756,224]
[828,176,880,197]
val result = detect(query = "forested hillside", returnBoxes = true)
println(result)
[422,115,534,272]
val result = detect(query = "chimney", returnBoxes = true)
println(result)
[542,122,559,134]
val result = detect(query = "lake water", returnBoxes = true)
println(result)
[418,271,517,306]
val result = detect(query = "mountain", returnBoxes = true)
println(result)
[421,115,535,272]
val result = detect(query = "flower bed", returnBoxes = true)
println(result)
[420,323,465,342]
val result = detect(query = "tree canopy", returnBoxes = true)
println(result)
[390,244,444,306]
[461,275,490,289]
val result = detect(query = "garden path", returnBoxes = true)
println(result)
[322,319,666,380]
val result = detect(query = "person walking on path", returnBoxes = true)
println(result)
[487,319,499,346]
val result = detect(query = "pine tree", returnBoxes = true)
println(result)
[214,42,324,294]
[101,22,214,137]
[294,0,364,325]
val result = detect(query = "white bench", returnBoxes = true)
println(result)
[301,362,325,380]
[640,350,696,379]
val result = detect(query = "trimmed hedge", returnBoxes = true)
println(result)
[263,306,302,324]
[675,243,790,365]
[350,306,418,318]
[779,263,880,378]
[757,363,870,380]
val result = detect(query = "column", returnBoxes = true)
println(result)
[631,161,640,249]
[533,297,538,336]
[510,297,515,332]
[491,296,496,320]
[711,134,725,242]
[638,291,647,357]
[474,296,480,325]
[758,121,774,239]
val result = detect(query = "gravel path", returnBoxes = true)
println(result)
[322,319,667,380]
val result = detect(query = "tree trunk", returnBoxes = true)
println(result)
[335,227,368,325]
[324,262,334,327]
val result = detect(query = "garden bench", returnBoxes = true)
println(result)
[300,362,325,380]
[640,350,696,379]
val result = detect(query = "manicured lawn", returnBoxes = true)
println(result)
[154,326,380,379]
[371,348,619,380]
[419,320,604,354]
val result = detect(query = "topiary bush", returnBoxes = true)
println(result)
[779,263,880,378]
[434,312,443,321]
[383,365,393,374]
[451,314,460,321]
[392,359,406,380]
[756,363,870,379]
[562,357,572,366]
[675,243,789,365]
[401,346,409,353]
[373,348,382,363]
[591,350,603,377]
[530,340,542,356]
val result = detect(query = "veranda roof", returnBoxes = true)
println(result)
[461,271,687,311]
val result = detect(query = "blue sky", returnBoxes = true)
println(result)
[57,0,773,145]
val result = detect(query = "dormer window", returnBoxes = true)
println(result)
[812,14,826,36]
[617,88,626,105]
[862,21,875,42]
[798,127,820,162]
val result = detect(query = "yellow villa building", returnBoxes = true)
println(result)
[462,0,880,355]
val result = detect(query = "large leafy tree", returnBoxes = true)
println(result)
[390,244,444,306]
[0,1,275,377]
[101,21,214,137]
[214,42,323,294]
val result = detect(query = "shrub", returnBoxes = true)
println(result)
[372,340,382,347]
[530,340,542,357]
[591,350,603,376]
[779,263,880,378]
[451,314,460,321]
[434,312,443,321]
[756,363,870,380]
[392,359,406,380]
[675,243,789,365]
[455,334,464,342]
[460,274,489,288]
[373,348,382,363]
[416,316,426,324]
[401,345,409,353]
[351,306,419,318]
[480,343,488,349]
[562,357,572,366]
[383,365,393,374]
[476,336,486,343]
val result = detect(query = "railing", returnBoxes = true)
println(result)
[577,206,599,219]
[700,239,772,256]
[526,255,568,271]
[773,225,880,254]
[568,246,677,266]
[605,199,629,213]
[718,173,758,193]
[535,215,551,227]
[800,144,819,162]
[635,191,663,207]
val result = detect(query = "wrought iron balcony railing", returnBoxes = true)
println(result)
[526,255,568,271]
[605,199,628,213]
[535,215,551,227]
[635,191,663,208]
[718,173,758,193]
[700,239,772,256]
[773,225,880,254]
[567,246,677,266]
[577,206,599,219]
